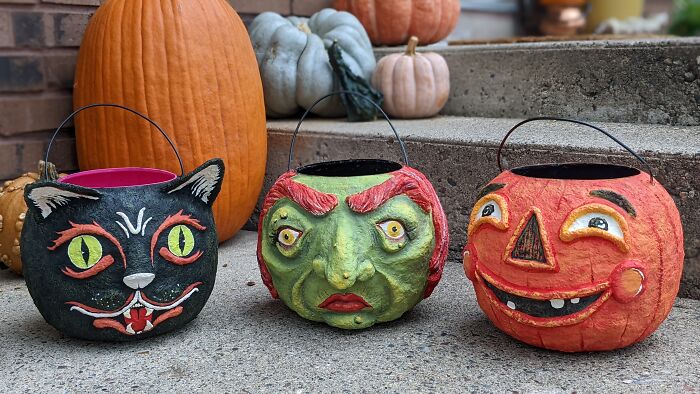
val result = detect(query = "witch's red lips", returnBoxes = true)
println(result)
[319,293,371,313]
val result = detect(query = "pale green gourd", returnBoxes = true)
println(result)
[249,8,376,117]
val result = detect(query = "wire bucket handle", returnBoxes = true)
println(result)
[287,91,410,171]
[497,117,655,183]
[44,103,184,179]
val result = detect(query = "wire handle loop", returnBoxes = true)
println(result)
[45,103,184,179]
[287,91,410,171]
[497,117,654,183]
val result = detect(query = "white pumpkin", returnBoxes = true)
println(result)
[372,36,450,119]
[249,8,376,117]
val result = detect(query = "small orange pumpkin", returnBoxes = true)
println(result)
[372,36,450,119]
[334,0,461,46]
[464,119,684,352]
[0,162,64,275]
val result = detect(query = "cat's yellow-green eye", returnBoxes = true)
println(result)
[168,225,195,257]
[67,235,103,269]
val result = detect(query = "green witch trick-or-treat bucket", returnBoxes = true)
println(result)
[21,104,225,341]
[257,92,449,329]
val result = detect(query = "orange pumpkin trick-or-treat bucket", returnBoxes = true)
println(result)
[463,117,684,352]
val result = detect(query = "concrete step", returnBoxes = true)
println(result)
[1,230,698,392]
[255,116,700,299]
[376,38,700,126]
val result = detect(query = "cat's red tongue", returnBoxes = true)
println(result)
[124,307,152,332]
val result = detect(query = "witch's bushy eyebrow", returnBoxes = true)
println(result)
[262,174,338,216]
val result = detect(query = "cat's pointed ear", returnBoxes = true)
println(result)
[24,182,101,219]
[164,159,225,206]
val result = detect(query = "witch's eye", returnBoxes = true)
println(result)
[560,204,629,252]
[378,220,406,241]
[67,235,103,269]
[277,227,301,247]
[468,194,509,235]
[168,225,195,257]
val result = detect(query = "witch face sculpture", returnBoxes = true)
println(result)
[257,162,448,329]
[21,159,224,341]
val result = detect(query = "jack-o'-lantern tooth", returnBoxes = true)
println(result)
[145,308,153,316]
[550,299,565,309]
[123,309,131,319]
[571,298,580,304]
[507,301,516,310]
[144,321,154,331]
[125,323,135,335]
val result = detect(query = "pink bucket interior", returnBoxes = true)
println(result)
[60,167,177,188]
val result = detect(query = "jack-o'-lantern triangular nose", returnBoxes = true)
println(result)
[504,209,558,272]
[512,215,546,263]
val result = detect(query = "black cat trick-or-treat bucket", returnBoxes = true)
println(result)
[21,104,225,341]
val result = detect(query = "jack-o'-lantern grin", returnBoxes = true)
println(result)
[474,264,612,327]
[66,282,202,335]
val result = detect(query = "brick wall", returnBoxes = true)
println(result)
[0,0,332,181]
[0,0,99,180]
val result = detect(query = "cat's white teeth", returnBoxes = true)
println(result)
[145,308,153,317]
[126,323,136,335]
[571,298,580,304]
[144,321,154,332]
[123,309,132,319]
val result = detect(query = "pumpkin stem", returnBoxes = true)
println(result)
[406,36,419,56]
[38,160,59,181]
[297,23,312,34]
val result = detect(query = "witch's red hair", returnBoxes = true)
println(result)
[257,167,449,299]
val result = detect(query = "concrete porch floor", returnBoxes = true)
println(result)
[0,231,699,393]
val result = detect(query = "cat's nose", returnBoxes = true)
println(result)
[123,273,155,290]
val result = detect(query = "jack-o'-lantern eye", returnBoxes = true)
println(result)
[468,194,509,235]
[67,235,103,269]
[277,227,301,247]
[168,225,195,257]
[561,203,629,252]
[378,220,406,241]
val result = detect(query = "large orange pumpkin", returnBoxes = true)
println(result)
[73,0,267,242]
[334,0,461,46]
[464,120,684,352]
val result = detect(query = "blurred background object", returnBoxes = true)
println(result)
[538,0,588,36]
[586,0,645,32]
[448,0,679,42]
[447,1,523,41]
[669,0,700,35]
[595,13,669,34]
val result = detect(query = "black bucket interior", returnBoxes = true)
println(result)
[511,163,641,180]
[297,159,402,177]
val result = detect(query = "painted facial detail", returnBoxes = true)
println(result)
[48,210,206,336]
[466,184,644,327]
[461,166,691,354]
[21,159,224,341]
[258,166,448,330]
